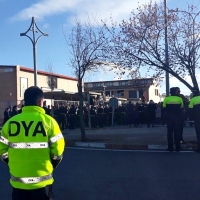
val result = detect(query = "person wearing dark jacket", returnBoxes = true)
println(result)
[188,88,200,152]
[126,101,134,127]
[163,87,184,152]
[147,100,157,127]
[3,108,10,124]
[58,103,67,130]
[11,105,18,117]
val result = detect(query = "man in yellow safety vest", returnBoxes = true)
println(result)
[0,86,65,200]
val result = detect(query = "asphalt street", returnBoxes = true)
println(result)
[1,148,200,200]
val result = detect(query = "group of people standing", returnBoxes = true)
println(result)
[49,101,162,130]
[3,105,22,124]
[163,86,200,152]
[3,87,200,154]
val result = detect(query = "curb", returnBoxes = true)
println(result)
[66,141,197,151]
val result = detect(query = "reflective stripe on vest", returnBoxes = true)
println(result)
[0,152,8,159]
[0,133,63,149]
[49,133,63,144]
[11,174,52,184]
[0,136,9,145]
[9,142,48,149]
[51,154,63,160]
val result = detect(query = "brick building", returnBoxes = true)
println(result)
[0,65,79,122]
[84,78,160,103]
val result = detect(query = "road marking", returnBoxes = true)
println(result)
[65,147,195,153]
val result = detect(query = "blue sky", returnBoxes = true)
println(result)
[1,0,200,95]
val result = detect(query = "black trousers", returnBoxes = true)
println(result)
[12,185,54,200]
[194,118,200,149]
[167,118,181,150]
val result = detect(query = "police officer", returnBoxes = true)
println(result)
[68,105,77,129]
[58,102,67,130]
[188,88,200,152]
[163,87,184,152]
[0,86,65,200]
[97,106,104,128]
[90,106,97,128]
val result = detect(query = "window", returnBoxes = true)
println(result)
[119,81,128,86]
[129,91,137,98]
[138,90,143,98]
[105,82,113,86]
[155,89,159,96]
[117,90,124,97]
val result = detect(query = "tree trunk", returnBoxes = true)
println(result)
[78,81,87,142]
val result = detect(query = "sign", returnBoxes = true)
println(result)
[109,97,118,127]
[109,97,118,107]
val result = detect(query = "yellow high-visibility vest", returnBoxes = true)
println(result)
[0,106,65,189]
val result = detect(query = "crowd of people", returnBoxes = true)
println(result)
[2,87,200,153]
[3,101,164,129]
[2,96,187,131]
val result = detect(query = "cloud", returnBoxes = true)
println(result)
[10,0,162,23]
[10,0,82,21]
[43,23,50,28]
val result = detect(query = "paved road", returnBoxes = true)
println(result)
[1,148,200,200]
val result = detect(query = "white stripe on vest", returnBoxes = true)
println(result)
[11,174,52,184]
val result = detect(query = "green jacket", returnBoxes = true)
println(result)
[0,106,65,189]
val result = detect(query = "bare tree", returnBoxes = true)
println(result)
[104,2,200,92]
[64,16,108,142]
[46,62,57,109]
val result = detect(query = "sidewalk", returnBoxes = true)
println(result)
[0,125,198,151]
[63,125,198,151]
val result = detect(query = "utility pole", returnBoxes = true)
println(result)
[164,0,170,96]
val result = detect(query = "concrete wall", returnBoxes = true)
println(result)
[57,78,77,93]
[148,85,160,103]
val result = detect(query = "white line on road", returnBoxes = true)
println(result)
[65,147,195,153]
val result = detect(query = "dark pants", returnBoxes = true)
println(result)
[12,185,54,200]
[194,119,200,149]
[58,114,67,130]
[98,114,104,128]
[69,114,76,129]
[167,118,181,150]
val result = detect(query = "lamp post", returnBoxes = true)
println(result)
[20,17,48,86]
[164,0,170,96]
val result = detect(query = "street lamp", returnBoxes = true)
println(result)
[20,17,48,86]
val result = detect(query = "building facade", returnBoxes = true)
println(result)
[84,78,160,104]
[0,65,79,122]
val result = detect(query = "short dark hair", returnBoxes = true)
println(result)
[24,86,44,106]
[170,87,177,95]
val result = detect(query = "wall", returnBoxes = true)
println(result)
[148,85,160,103]
[57,78,78,93]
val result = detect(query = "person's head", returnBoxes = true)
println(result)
[12,105,17,111]
[24,86,44,106]
[149,100,154,104]
[175,87,181,96]
[170,87,178,96]
[191,87,199,97]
